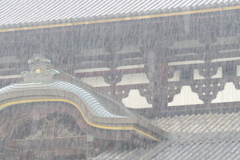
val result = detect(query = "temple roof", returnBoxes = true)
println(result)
[0,81,130,118]
[91,112,240,159]
[0,0,240,31]
[0,56,170,142]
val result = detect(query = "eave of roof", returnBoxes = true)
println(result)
[0,0,240,32]
[0,80,170,141]
[0,81,130,118]
[92,112,240,159]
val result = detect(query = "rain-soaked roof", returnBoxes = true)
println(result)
[91,112,240,159]
[0,55,170,142]
[0,0,240,30]
[0,81,129,118]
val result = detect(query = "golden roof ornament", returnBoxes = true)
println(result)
[20,55,60,82]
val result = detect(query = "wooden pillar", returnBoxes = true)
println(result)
[140,33,173,116]
[103,31,125,100]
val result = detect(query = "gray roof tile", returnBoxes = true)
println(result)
[157,112,240,134]
[0,0,240,28]
[0,81,128,118]
[91,112,240,159]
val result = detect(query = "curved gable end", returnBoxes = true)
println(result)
[0,56,170,152]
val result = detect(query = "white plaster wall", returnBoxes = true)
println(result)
[122,90,152,108]
[77,64,240,108]
[77,43,240,108]
[80,76,109,87]
[168,64,240,106]
[212,82,240,103]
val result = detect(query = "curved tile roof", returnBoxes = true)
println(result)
[0,80,170,142]
[0,0,240,28]
[0,81,128,118]
[91,112,240,159]
[157,112,240,134]
[0,55,170,142]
